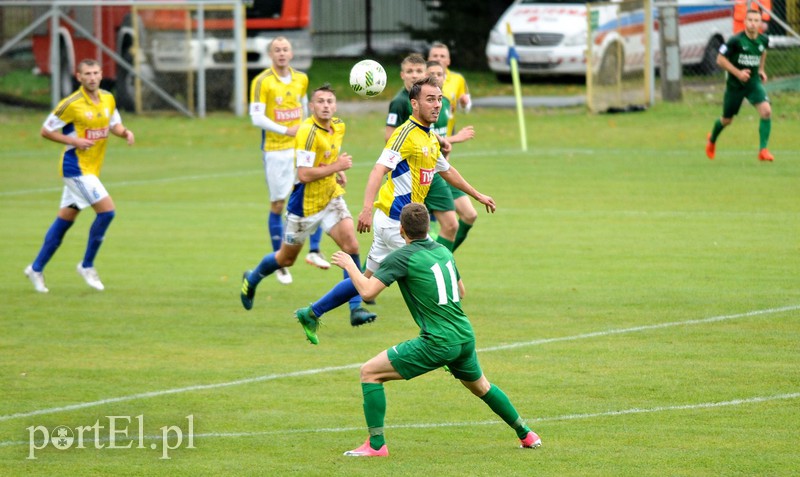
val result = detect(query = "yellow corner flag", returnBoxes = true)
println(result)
[505,22,527,152]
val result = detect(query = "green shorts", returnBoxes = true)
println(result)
[448,183,466,201]
[387,337,483,382]
[424,174,455,212]
[722,82,769,118]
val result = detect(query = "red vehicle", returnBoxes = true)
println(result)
[32,0,312,110]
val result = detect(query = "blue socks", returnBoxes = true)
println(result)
[268,212,282,252]
[311,278,359,318]
[248,252,279,288]
[32,217,74,272]
[309,226,323,253]
[345,253,363,310]
[82,211,115,268]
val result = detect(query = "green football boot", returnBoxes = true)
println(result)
[295,305,320,345]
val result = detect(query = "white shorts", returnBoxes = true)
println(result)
[366,209,406,273]
[262,149,295,202]
[60,175,109,210]
[284,196,352,245]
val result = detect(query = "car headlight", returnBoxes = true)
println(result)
[563,31,587,47]
[488,29,506,46]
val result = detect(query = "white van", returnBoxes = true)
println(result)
[485,0,733,82]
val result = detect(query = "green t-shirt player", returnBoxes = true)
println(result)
[706,8,773,162]
[330,203,542,457]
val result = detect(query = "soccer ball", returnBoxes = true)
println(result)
[349,59,387,98]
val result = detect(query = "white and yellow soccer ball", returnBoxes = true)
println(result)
[349,59,387,98]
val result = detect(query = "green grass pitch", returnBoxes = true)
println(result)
[0,96,798,476]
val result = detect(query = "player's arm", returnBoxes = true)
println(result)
[330,251,387,301]
[448,125,474,144]
[438,162,496,213]
[109,109,134,145]
[716,52,749,83]
[40,114,94,150]
[249,101,298,136]
[384,100,404,141]
[357,161,392,233]
[458,77,471,112]
[458,278,465,299]
[759,50,768,83]
[296,150,353,183]
[384,126,396,142]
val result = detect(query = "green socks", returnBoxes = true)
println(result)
[362,382,386,450]
[453,219,473,252]
[759,117,771,149]
[710,118,725,143]
[480,384,531,439]
[435,235,455,251]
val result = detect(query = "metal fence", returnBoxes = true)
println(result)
[311,0,434,57]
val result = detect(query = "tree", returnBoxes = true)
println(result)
[404,0,515,70]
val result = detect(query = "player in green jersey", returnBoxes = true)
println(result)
[330,203,541,457]
[706,9,774,162]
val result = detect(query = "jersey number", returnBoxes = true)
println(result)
[430,261,459,305]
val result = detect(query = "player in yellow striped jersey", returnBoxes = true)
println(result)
[293,77,495,344]
[428,42,472,136]
[25,59,135,293]
[250,37,327,286]
[240,85,373,322]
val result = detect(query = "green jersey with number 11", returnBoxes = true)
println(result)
[375,239,474,346]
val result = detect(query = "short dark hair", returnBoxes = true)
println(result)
[426,60,443,69]
[401,53,426,68]
[312,83,335,98]
[400,203,430,240]
[409,76,440,101]
[77,59,100,72]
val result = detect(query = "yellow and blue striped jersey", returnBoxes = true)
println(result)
[250,66,308,151]
[374,117,450,220]
[287,117,346,217]
[42,86,120,178]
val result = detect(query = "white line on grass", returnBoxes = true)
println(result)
[478,304,800,353]
[2,392,796,448]
[0,148,528,198]
[1,304,797,424]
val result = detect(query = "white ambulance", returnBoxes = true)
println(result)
[485,0,733,83]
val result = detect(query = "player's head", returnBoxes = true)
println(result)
[76,59,102,91]
[310,83,336,121]
[409,76,442,127]
[399,203,430,241]
[427,42,451,68]
[268,36,293,69]
[400,53,427,91]
[426,60,445,88]
[744,9,763,36]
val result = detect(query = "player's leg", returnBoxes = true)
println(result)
[425,175,457,250]
[751,86,773,161]
[343,349,402,456]
[326,199,374,321]
[305,226,329,269]
[707,89,742,159]
[345,338,440,457]
[26,188,81,292]
[297,209,400,328]
[241,213,310,310]
[452,343,541,448]
[264,150,295,284]
[65,175,115,291]
[452,187,477,252]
